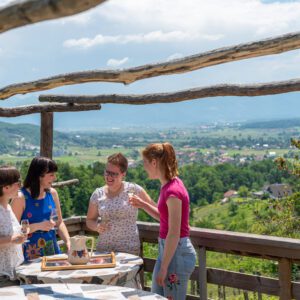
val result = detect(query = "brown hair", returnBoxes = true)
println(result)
[107,153,128,173]
[142,142,178,181]
[0,165,21,196]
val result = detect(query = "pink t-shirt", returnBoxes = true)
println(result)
[158,177,190,239]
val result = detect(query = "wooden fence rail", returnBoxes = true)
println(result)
[62,217,300,300]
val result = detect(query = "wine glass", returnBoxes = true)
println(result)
[50,208,59,230]
[97,215,110,232]
[127,183,136,198]
[20,219,30,243]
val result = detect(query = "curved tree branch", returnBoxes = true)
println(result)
[38,78,300,105]
[52,179,79,188]
[1,32,300,100]
[0,0,107,34]
[0,103,101,117]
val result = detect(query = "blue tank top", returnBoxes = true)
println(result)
[21,187,61,261]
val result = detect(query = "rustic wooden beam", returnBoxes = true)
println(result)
[52,179,79,188]
[1,32,300,100]
[0,103,101,117]
[40,112,53,159]
[0,0,107,34]
[278,258,292,300]
[198,246,207,300]
[39,78,300,105]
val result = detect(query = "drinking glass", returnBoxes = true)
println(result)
[97,215,111,232]
[50,208,59,230]
[20,219,30,243]
[127,183,136,198]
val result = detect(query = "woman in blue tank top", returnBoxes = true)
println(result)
[11,157,70,261]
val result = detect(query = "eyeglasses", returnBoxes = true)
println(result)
[104,170,120,178]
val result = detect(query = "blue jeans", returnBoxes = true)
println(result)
[151,237,196,300]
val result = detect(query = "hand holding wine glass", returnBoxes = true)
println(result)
[96,215,111,233]
[127,183,136,198]
[20,219,30,243]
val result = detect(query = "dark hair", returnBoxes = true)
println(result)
[0,165,20,197]
[23,157,58,199]
[107,153,128,173]
[142,142,178,181]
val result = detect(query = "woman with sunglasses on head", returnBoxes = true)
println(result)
[11,157,70,261]
[129,143,196,300]
[0,166,25,287]
[86,153,153,255]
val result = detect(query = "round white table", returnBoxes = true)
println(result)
[0,284,167,299]
[16,252,143,288]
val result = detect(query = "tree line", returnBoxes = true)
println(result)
[12,158,295,220]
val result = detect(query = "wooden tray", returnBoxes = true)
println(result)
[41,252,116,271]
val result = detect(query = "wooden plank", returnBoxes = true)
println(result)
[2,32,300,100]
[40,112,53,159]
[192,238,300,261]
[39,79,300,105]
[207,268,279,295]
[278,258,292,300]
[52,179,79,188]
[198,247,207,300]
[137,222,300,260]
[0,103,100,117]
[142,258,300,297]
[66,224,82,235]
[0,0,107,34]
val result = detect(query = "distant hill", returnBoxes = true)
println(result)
[241,118,300,129]
[0,121,71,154]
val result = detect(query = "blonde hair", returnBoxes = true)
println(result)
[142,143,178,181]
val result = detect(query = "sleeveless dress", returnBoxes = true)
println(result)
[89,182,142,255]
[0,204,24,279]
[20,188,61,261]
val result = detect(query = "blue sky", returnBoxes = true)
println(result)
[1,0,300,129]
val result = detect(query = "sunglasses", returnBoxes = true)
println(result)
[104,170,120,178]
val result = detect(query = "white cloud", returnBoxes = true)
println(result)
[95,0,300,40]
[59,0,300,54]
[63,30,211,49]
[106,57,129,67]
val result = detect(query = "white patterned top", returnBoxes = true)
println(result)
[0,204,24,279]
[90,182,143,255]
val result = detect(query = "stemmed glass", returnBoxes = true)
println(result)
[97,215,110,232]
[20,219,30,243]
[127,183,136,198]
[50,208,58,231]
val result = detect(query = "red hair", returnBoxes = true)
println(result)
[142,143,178,181]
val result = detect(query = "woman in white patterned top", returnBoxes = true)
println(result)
[0,166,26,287]
[86,153,153,255]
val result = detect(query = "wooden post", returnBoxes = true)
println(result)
[40,112,53,159]
[139,240,145,289]
[278,258,292,300]
[198,246,207,300]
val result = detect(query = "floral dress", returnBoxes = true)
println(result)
[90,182,142,255]
[0,204,24,279]
[20,188,61,261]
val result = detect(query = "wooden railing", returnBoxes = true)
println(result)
[63,216,300,300]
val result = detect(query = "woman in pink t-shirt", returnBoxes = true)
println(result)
[130,143,196,299]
